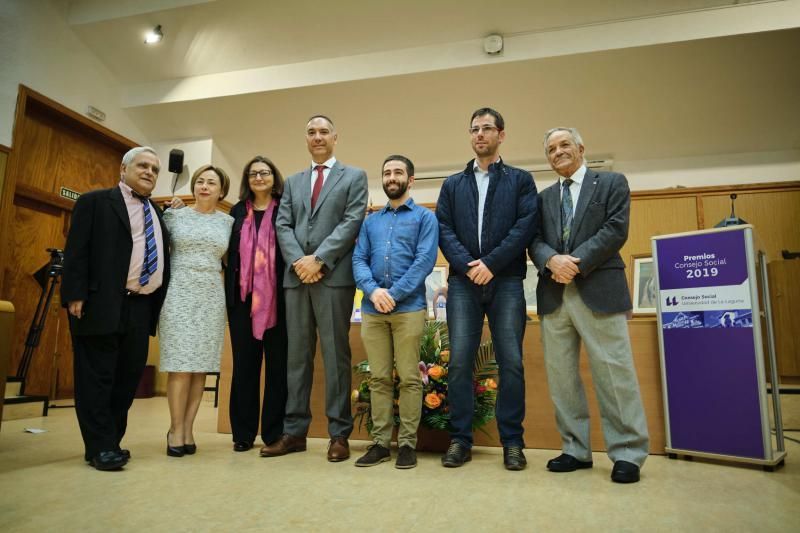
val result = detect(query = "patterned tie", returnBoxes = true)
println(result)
[561,178,574,251]
[311,165,325,210]
[139,197,158,286]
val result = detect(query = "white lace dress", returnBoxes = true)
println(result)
[158,207,233,372]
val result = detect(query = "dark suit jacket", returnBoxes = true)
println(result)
[61,186,170,336]
[529,169,632,315]
[276,160,368,288]
[224,200,285,313]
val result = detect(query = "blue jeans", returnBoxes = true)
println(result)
[446,275,527,448]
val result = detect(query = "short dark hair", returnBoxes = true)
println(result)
[190,164,230,200]
[239,155,284,201]
[470,107,505,131]
[306,114,335,130]
[382,154,415,177]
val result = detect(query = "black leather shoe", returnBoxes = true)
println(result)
[504,446,527,471]
[87,449,130,462]
[355,443,391,467]
[233,441,253,452]
[395,445,417,469]
[183,444,197,455]
[88,451,127,471]
[167,431,185,457]
[611,460,640,483]
[441,441,471,468]
[546,453,593,472]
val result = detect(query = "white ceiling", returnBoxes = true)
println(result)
[62,0,753,83]
[51,0,800,187]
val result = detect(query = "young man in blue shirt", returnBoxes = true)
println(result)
[352,155,439,469]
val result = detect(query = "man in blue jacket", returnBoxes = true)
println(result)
[436,108,538,470]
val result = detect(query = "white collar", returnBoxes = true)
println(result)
[560,164,586,186]
[310,156,337,170]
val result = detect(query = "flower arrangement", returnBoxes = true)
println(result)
[352,320,498,435]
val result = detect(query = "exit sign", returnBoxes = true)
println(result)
[59,187,80,201]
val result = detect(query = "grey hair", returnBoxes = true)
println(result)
[121,146,159,166]
[543,127,584,154]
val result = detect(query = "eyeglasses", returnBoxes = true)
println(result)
[469,125,502,136]
[248,170,273,179]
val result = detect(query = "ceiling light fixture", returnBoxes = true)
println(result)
[144,25,163,44]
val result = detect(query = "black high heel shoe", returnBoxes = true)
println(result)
[183,443,197,455]
[166,431,185,457]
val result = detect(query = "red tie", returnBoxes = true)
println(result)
[311,165,325,210]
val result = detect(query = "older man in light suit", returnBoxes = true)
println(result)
[266,115,368,461]
[529,127,649,483]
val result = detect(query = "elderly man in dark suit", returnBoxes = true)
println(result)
[61,146,170,471]
[529,127,649,483]
[266,115,368,462]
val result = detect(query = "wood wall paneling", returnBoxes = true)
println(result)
[700,190,800,262]
[623,196,699,287]
[767,260,800,380]
[0,151,8,205]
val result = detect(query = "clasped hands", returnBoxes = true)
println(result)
[547,254,581,284]
[370,288,396,314]
[467,259,494,285]
[293,255,324,284]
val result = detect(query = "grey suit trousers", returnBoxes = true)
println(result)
[541,283,649,466]
[283,282,355,438]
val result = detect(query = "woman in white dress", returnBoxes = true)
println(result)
[159,165,233,457]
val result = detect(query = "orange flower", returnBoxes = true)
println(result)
[424,393,442,409]
[428,365,445,380]
[439,350,450,363]
[484,378,497,390]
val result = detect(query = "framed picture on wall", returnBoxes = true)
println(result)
[425,266,448,319]
[524,261,538,315]
[632,255,657,315]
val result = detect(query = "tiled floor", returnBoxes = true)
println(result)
[1,395,798,532]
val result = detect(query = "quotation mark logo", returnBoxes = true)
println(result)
[665,296,678,307]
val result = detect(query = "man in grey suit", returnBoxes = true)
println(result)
[264,115,368,461]
[529,127,649,483]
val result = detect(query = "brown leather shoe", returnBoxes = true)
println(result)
[327,436,350,462]
[259,434,307,457]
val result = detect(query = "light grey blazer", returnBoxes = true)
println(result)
[276,160,368,288]
[529,169,632,315]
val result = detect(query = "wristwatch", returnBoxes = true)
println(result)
[314,255,325,266]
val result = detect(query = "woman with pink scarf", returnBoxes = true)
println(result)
[224,156,288,453]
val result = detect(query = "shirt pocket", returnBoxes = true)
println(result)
[394,220,420,244]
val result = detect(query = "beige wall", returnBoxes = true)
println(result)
[0,1,147,148]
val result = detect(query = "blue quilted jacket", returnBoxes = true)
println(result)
[436,159,538,278]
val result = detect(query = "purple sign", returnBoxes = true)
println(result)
[656,230,748,290]
[655,228,765,459]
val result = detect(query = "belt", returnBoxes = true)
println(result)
[123,289,149,297]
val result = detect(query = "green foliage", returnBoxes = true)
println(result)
[352,320,499,435]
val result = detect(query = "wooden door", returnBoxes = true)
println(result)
[7,195,69,397]
[0,86,137,399]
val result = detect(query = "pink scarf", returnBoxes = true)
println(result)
[239,198,277,339]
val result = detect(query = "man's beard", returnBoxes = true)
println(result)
[383,180,408,200]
